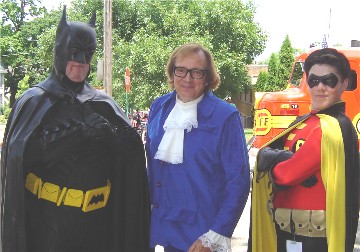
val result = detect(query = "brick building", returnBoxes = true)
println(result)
[229,64,268,128]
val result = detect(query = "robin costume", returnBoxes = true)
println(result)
[249,102,359,251]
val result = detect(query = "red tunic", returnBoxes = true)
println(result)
[272,113,326,210]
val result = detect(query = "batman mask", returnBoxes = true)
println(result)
[53,6,96,83]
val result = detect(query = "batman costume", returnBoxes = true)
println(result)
[0,6,151,252]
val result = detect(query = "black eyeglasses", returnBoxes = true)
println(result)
[307,73,339,88]
[173,67,207,79]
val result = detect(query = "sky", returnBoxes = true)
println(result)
[42,1,70,10]
[252,0,360,61]
[43,0,360,61]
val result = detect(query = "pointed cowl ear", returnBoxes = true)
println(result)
[58,5,67,31]
[89,12,96,28]
[55,5,69,42]
[53,5,70,78]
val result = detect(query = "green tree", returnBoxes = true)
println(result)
[267,53,279,91]
[278,34,294,89]
[2,0,268,112]
[256,35,296,92]
[255,71,268,91]
[107,0,266,109]
[1,0,47,106]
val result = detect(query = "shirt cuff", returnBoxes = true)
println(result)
[199,230,231,252]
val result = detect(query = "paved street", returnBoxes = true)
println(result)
[231,195,250,251]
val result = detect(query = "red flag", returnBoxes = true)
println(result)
[125,67,131,93]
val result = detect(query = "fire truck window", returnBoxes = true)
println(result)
[290,62,303,87]
[346,70,357,91]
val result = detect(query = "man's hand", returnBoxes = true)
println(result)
[301,175,318,188]
[188,240,211,252]
[83,113,117,141]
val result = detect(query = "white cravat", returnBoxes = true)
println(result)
[154,94,203,164]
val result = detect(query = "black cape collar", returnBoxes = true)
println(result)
[36,72,96,103]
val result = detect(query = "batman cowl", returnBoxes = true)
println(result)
[53,6,96,85]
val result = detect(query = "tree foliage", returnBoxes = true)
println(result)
[278,35,294,89]
[1,0,53,105]
[267,53,279,91]
[255,71,268,91]
[1,0,267,111]
[256,35,296,92]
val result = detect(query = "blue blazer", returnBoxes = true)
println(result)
[146,91,250,250]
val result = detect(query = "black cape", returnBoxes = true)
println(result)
[0,73,152,251]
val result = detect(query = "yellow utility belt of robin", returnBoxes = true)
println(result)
[25,172,111,212]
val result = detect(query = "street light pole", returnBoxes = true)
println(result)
[103,0,112,97]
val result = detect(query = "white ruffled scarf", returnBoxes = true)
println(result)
[154,94,204,164]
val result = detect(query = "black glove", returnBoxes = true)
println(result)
[256,147,293,182]
[301,175,318,188]
[83,113,117,142]
[40,118,85,165]
[257,147,293,172]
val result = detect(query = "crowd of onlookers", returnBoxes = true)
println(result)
[129,110,149,144]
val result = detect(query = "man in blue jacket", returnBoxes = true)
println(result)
[146,43,250,252]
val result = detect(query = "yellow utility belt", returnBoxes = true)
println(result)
[25,172,111,212]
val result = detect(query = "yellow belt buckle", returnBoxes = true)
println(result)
[82,181,111,212]
[63,189,84,207]
[40,182,60,203]
[25,173,42,195]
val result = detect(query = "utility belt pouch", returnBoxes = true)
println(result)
[64,189,84,207]
[309,210,326,237]
[292,209,311,236]
[40,182,60,203]
[25,173,42,196]
[274,208,292,233]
